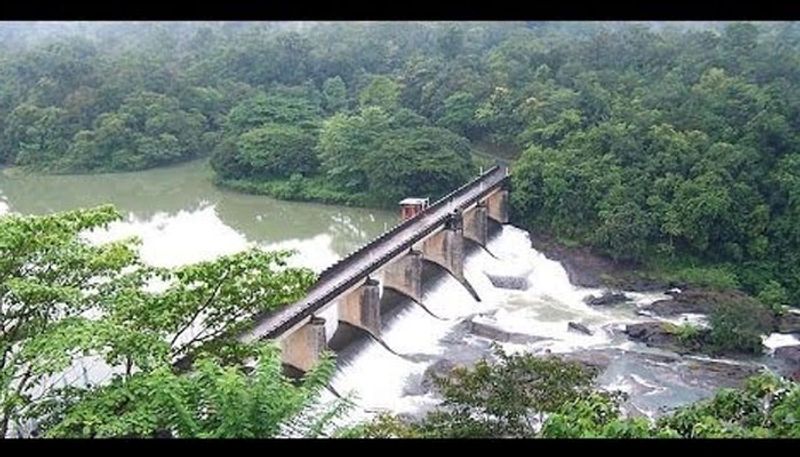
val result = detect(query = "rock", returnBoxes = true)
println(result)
[557,349,613,371]
[640,288,756,317]
[625,321,715,354]
[468,320,512,341]
[467,318,546,344]
[527,233,671,292]
[568,321,593,336]
[777,310,800,334]
[643,298,713,317]
[625,322,672,343]
[584,291,630,306]
[775,345,800,367]
[636,309,655,318]
[401,373,428,396]
[485,274,529,290]
[624,321,684,353]
[681,358,762,389]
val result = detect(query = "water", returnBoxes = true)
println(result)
[0,161,783,435]
[0,160,398,437]
[321,225,777,430]
[0,160,396,271]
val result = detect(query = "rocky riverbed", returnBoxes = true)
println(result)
[399,235,800,417]
[326,225,800,427]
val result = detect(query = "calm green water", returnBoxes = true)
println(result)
[0,160,397,270]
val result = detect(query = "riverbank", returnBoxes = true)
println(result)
[214,147,498,210]
[214,175,373,208]
[527,231,673,292]
[524,228,800,377]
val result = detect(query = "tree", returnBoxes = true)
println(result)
[3,104,70,169]
[0,205,330,438]
[707,297,773,355]
[317,108,390,192]
[437,25,465,59]
[358,75,402,112]
[437,91,478,137]
[235,124,318,179]
[349,348,605,438]
[39,346,343,438]
[363,126,474,205]
[0,205,138,437]
[322,76,348,114]
[351,350,800,439]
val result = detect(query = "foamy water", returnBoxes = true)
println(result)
[306,225,796,436]
[318,226,677,430]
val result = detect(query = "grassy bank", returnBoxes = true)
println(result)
[215,174,376,208]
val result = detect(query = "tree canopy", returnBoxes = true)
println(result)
[0,205,344,438]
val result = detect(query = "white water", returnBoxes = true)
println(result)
[306,225,790,433]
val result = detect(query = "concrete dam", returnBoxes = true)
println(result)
[241,165,511,374]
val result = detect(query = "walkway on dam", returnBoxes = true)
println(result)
[243,166,509,342]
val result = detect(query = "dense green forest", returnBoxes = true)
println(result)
[2,21,799,303]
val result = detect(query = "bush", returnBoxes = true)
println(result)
[757,280,789,316]
[708,298,773,355]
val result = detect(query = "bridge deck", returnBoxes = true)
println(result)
[242,166,508,342]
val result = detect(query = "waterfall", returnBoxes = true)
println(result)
[316,224,770,433]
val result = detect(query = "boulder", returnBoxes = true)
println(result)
[640,288,755,317]
[557,349,613,371]
[468,319,545,344]
[468,320,511,341]
[625,322,672,342]
[624,321,683,352]
[681,358,762,388]
[568,321,593,336]
[584,291,630,306]
[485,274,529,291]
[528,233,671,292]
[777,310,800,334]
[775,345,800,367]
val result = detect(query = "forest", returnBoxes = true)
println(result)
[1,21,799,304]
[1,21,800,438]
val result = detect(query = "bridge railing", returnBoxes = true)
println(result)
[253,165,509,339]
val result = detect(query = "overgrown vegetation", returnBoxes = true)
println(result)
[3,21,800,438]
[507,23,800,305]
[0,205,345,438]
[2,21,798,297]
[664,294,775,356]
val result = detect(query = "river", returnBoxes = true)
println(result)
[2,159,797,436]
[0,159,396,271]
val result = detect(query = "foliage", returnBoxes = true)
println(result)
[215,173,369,207]
[39,346,344,438]
[707,297,773,355]
[352,349,800,439]
[655,372,800,438]
[673,323,706,349]
[0,205,136,437]
[0,206,332,438]
[349,347,599,438]
[757,281,789,316]
[5,22,799,301]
